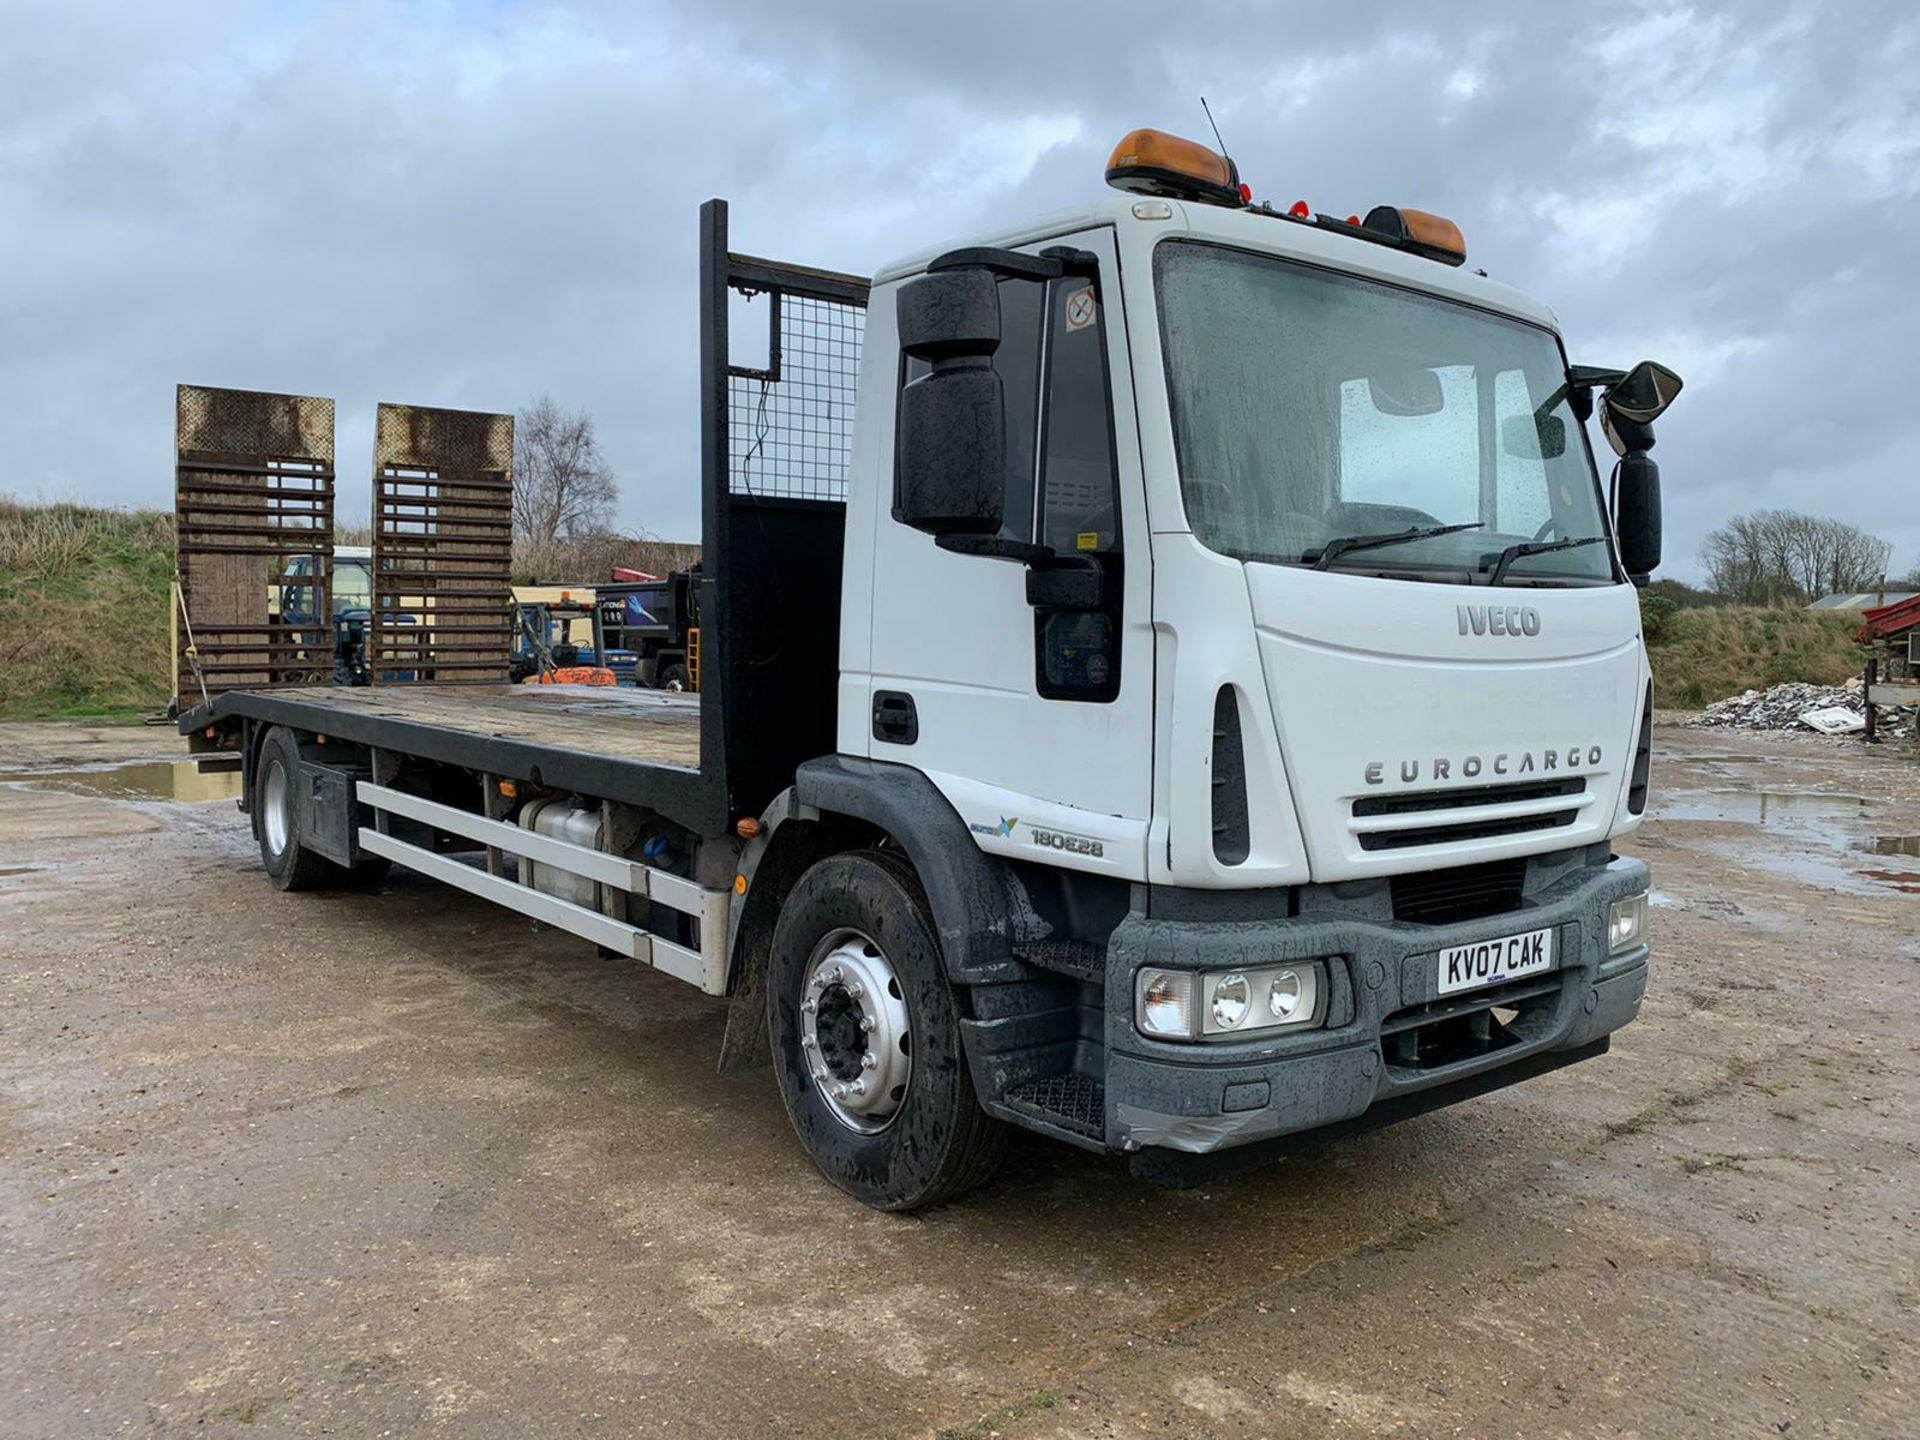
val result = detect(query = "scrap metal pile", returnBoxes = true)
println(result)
[1694,679,1915,739]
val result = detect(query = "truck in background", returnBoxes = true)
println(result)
[176,130,1680,1210]
[597,568,700,691]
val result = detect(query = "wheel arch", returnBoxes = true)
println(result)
[713,756,1024,1073]
[790,756,1022,988]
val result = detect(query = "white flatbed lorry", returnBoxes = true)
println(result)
[179,130,1679,1209]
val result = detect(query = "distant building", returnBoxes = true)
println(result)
[1807,590,1919,612]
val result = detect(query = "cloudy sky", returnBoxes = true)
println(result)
[4,0,1915,581]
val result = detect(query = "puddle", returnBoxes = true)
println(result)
[0,760,243,804]
[1655,787,1918,898]
[1655,790,1871,827]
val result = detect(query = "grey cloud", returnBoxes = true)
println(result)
[2,0,1915,578]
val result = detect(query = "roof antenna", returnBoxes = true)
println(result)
[1200,96,1247,204]
[1199,95,1229,157]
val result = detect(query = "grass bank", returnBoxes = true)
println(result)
[0,499,175,721]
[1645,603,1864,708]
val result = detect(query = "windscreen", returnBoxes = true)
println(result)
[1156,240,1614,585]
[332,560,373,617]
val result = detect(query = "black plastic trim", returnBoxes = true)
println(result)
[1127,1039,1609,1188]
[1628,682,1653,816]
[1210,686,1250,865]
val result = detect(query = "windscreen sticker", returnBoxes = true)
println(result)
[1064,289,1097,331]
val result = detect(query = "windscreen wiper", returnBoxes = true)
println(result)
[1310,521,1484,572]
[1486,535,1606,585]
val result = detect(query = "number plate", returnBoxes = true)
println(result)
[1437,927,1555,997]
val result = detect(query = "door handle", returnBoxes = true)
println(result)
[872,691,919,746]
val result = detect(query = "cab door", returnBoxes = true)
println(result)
[861,227,1154,879]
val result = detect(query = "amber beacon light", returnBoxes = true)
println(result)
[1361,205,1467,266]
[1105,129,1241,206]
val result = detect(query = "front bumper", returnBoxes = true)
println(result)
[1103,853,1649,1157]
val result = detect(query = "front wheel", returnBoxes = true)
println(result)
[767,850,1006,1210]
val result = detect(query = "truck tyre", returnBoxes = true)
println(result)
[660,664,689,692]
[254,727,336,892]
[767,848,1007,1210]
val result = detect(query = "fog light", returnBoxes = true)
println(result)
[1608,891,1648,954]
[1136,969,1195,1038]
[1268,969,1301,1020]
[1211,973,1250,1029]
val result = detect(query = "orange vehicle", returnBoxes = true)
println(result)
[532,665,616,687]
[510,595,619,686]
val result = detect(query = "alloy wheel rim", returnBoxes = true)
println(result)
[262,759,290,856]
[799,928,912,1134]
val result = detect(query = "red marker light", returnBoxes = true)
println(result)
[1289,199,1311,218]
[1238,182,1253,204]
[1346,214,1361,226]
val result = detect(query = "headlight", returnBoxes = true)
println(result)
[1136,961,1328,1041]
[1268,969,1302,1020]
[1607,891,1648,954]
[1210,973,1250,1029]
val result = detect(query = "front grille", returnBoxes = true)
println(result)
[1391,858,1527,924]
[1353,777,1585,852]
[1352,777,1584,817]
[1360,810,1578,851]
[1381,971,1567,1072]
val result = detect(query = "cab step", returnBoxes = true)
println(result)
[1002,1072,1105,1140]
[1012,939,1106,982]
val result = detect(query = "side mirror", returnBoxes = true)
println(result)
[1615,450,1662,580]
[894,268,1005,536]
[1604,360,1683,425]
[1367,367,1444,417]
[1501,411,1566,459]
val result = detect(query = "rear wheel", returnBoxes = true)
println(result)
[767,849,1006,1210]
[254,727,337,892]
[659,664,689,692]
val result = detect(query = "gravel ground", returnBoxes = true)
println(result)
[0,720,1915,1438]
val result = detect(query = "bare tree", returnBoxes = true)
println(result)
[512,396,618,546]
[1700,508,1893,604]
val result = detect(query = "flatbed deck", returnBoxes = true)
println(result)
[196,683,711,819]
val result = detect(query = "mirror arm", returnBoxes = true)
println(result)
[928,245,1101,288]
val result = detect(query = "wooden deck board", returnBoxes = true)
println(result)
[285,684,701,768]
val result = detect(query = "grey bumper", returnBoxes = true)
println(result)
[1104,855,1650,1156]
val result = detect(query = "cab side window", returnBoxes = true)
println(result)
[1038,278,1120,557]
